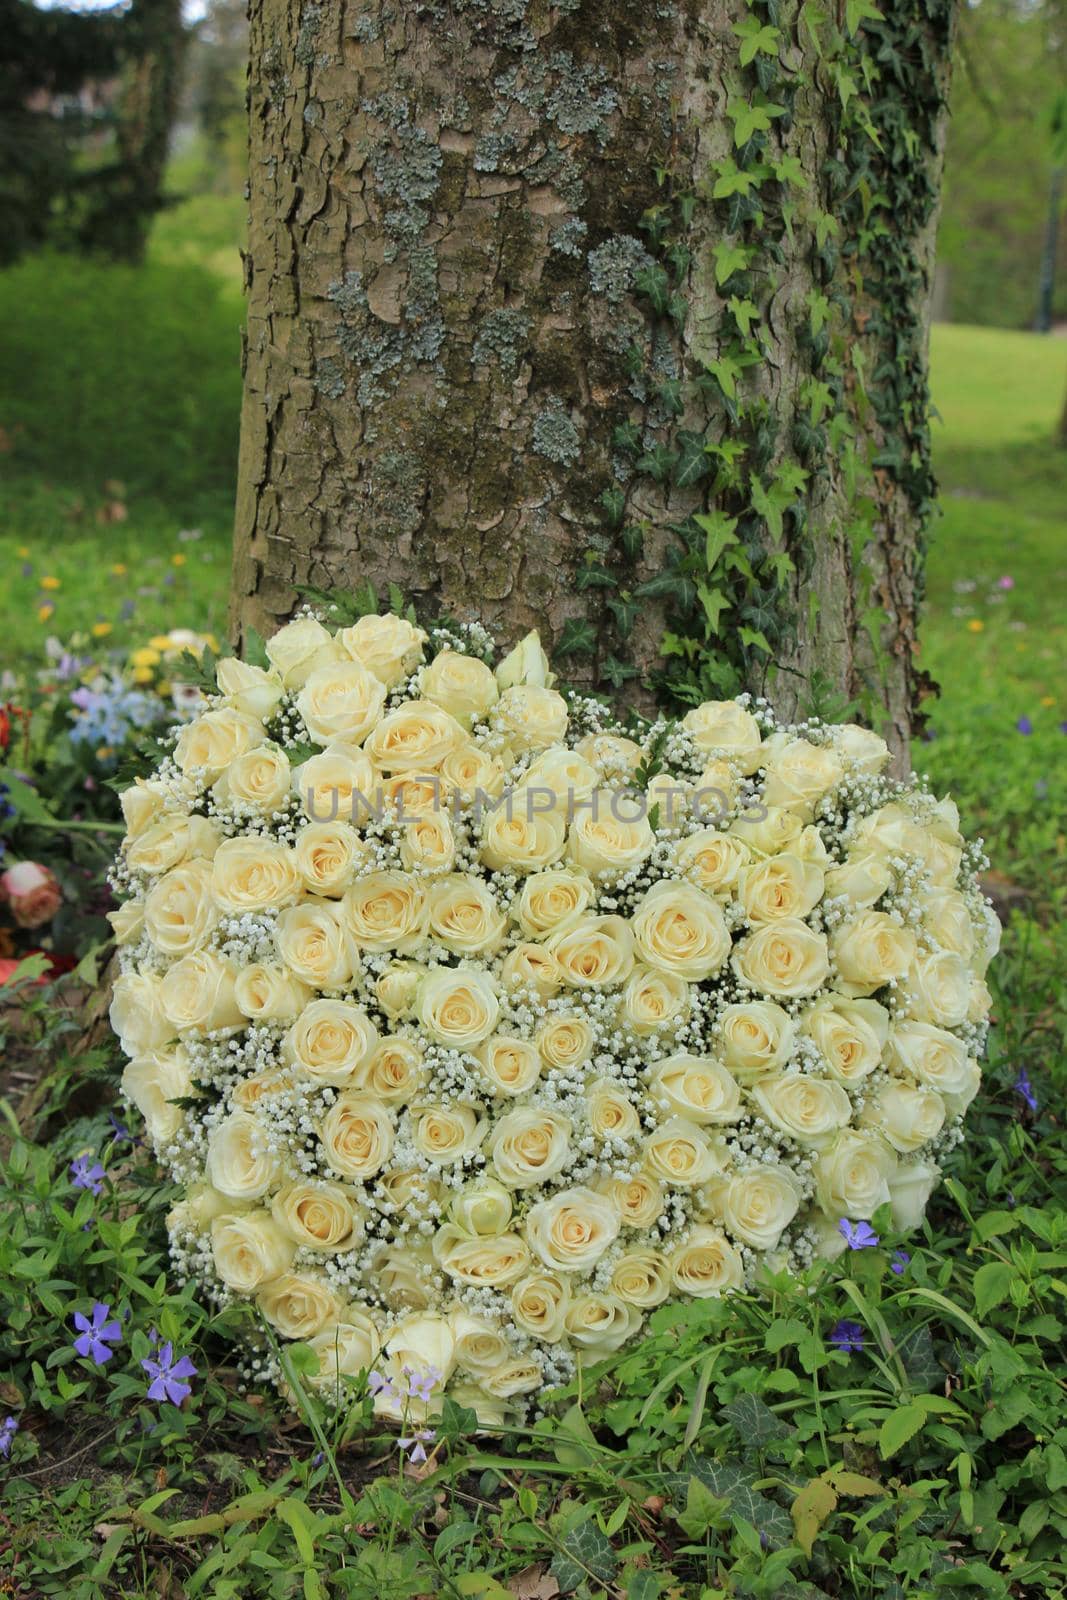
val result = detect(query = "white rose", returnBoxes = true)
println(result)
[344,870,429,954]
[108,899,144,945]
[110,971,172,1056]
[733,919,831,999]
[337,613,427,688]
[477,1034,542,1096]
[681,701,763,773]
[120,778,169,838]
[712,1166,800,1250]
[258,1273,341,1340]
[234,964,312,1021]
[491,1107,571,1188]
[121,1048,192,1146]
[500,942,563,998]
[730,805,804,855]
[566,801,653,877]
[814,1131,896,1220]
[364,701,466,773]
[294,746,377,825]
[174,708,263,779]
[832,912,917,997]
[307,1314,382,1390]
[320,1092,394,1179]
[215,656,285,719]
[523,749,600,813]
[610,1250,672,1308]
[547,915,635,988]
[494,685,568,753]
[740,853,824,925]
[670,1225,745,1296]
[511,1272,571,1340]
[535,1013,593,1072]
[400,813,456,874]
[673,828,750,899]
[363,1036,427,1102]
[516,868,595,939]
[863,1080,946,1154]
[596,1171,664,1229]
[125,813,220,876]
[420,649,499,725]
[824,854,893,908]
[212,1211,294,1292]
[801,996,888,1083]
[888,1021,975,1100]
[417,968,499,1048]
[903,950,973,1027]
[439,741,507,801]
[450,1181,514,1238]
[564,1294,643,1353]
[587,1079,642,1142]
[574,732,642,780]
[495,630,554,690]
[213,745,292,816]
[433,1227,530,1288]
[211,836,301,914]
[375,961,421,1018]
[631,881,730,980]
[525,1187,620,1272]
[644,1118,723,1187]
[760,735,843,819]
[265,617,343,688]
[480,804,567,875]
[294,820,367,896]
[272,1181,362,1251]
[411,1102,486,1164]
[448,1312,512,1378]
[717,1000,796,1081]
[751,1075,852,1146]
[160,950,243,1034]
[206,1112,281,1200]
[296,660,387,746]
[144,860,218,956]
[833,723,891,774]
[619,966,691,1036]
[285,999,379,1085]
[887,1158,940,1230]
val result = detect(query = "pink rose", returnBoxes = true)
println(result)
[1,861,63,928]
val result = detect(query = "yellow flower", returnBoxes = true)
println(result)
[17,544,30,557]
[132,667,154,684]
[41,575,61,591]
[96,746,114,761]
[111,563,128,576]
[92,622,113,638]
[37,603,54,622]
[172,554,187,567]
[149,635,172,650]
[1041,695,1055,708]
[966,619,984,633]
[131,648,161,668]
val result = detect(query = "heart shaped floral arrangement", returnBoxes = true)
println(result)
[108,610,996,1424]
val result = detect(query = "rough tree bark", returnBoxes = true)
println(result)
[232,0,954,759]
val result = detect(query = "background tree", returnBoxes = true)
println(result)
[232,0,956,760]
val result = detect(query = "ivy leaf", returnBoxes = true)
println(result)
[692,510,739,573]
[697,584,731,636]
[728,296,761,337]
[711,160,762,199]
[770,153,807,189]
[606,594,640,638]
[739,625,772,654]
[845,0,883,35]
[575,559,617,592]
[600,486,626,526]
[620,523,645,560]
[601,654,639,687]
[713,240,752,285]
[674,433,712,488]
[727,96,787,148]
[732,17,781,65]
[722,1393,790,1448]
[676,1477,732,1539]
[703,353,742,400]
[634,263,671,314]
[550,1512,617,1594]
[667,1454,793,1549]
[555,618,597,658]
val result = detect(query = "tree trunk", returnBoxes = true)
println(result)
[232,0,955,763]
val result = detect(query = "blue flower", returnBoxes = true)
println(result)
[69,1155,106,1195]
[141,1341,197,1406]
[72,1302,123,1365]
[829,1319,865,1354]
[1016,716,1033,735]
[399,1428,436,1465]
[1014,1069,1038,1112]
[891,1250,910,1277]
[0,1416,18,1458]
[838,1218,879,1250]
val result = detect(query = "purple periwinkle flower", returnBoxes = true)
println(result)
[367,1369,396,1399]
[108,1110,139,1146]
[69,1155,106,1195]
[0,1416,18,1458]
[72,1302,122,1365]
[997,575,1015,590]
[399,1428,436,1465]
[403,1364,444,1404]
[141,1341,197,1406]
[838,1219,879,1250]
[1016,716,1033,736]
[829,1319,866,1354]
[1014,1069,1038,1112]
[891,1250,910,1276]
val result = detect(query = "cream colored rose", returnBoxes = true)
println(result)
[650,1054,742,1125]
[834,723,891,774]
[417,967,499,1048]
[644,1118,723,1187]
[761,735,843,819]
[364,700,466,772]
[511,1272,571,1340]
[574,732,642,780]
[734,919,830,998]
[801,996,888,1083]
[751,1074,852,1147]
[516,868,595,939]
[851,801,963,886]
[231,1069,288,1110]
[378,772,446,819]
[863,1080,945,1154]
[564,1295,642,1353]
[491,1107,571,1188]
[730,805,803,855]
[500,942,563,998]
[525,1187,620,1272]
[211,836,301,914]
[234,964,312,1021]
[682,701,763,773]
[448,1312,512,1378]
[548,915,635,988]
[337,613,426,687]
[428,875,506,955]
[212,1212,294,1292]
[276,900,357,988]
[296,660,387,746]
[343,870,429,954]
[903,950,973,1027]
[814,1130,896,1219]
[480,804,567,874]
[740,853,825,925]
[795,825,831,865]
[434,1227,530,1287]
[673,828,750,899]
[450,1181,514,1237]
[597,1171,664,1229]
[692,759,741,821]
[718,1000,796,1081]
[174,708,264,779]
[320,1092,394,1179]
[477,1034,542,1096]
[439,741,506,800]
[494,684,568,753]
[832,912,916,997]
[294,746,377,825]
[411,1102,486,1164]
[108,899,144,945]
[974,900,1002,975]
[611,1249,671,1308]
[495,629,554,690]
[121,1049,192,1146]
[824,854,893,908]
[620,966,691,1035]
[285,999,378,1085]
[473,1355,542,1400]
[375,961,421,1018]
[566,802,653,877]
[645,772,691,835]
[120,778,169,838]
[363,1036,427,1102]
[161,950,242,1034]
[714,1165,800,1249]
[400,813,456,874]
[670,1226,744,1296]
[272,1181,362,1251]
[888,1021,976,1104]
[216,656,285,719]
[294,820,367,897]
[370,1244,435,1310]
[307,1313,382,1389]
[214,745,292,816]
[265,616,343,688]
[419,649,499,725]
[110,971,173,1056]
[632,881,730,980]
[206,1112,281,1200]
[144,860,217,956]
[258,1273,341,1339]
[587,1079,641,1142]
[535,1013,593,1071]
[125,813,220,876]
[524,748,600,811]
[887,1157,939,1230]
